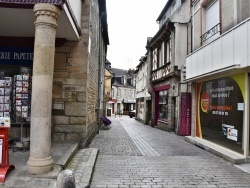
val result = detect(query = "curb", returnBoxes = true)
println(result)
[66,148,99,188]
[56,142,79,169]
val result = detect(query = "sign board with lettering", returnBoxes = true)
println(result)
[0,118,10,128]
[0,47,34,66]
[179,93,191,136]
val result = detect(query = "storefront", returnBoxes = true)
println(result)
[122,98,135,115]
[107,99,117,116]
[153,84,172,130]
[0,47,33,139]
[196,73,245,154]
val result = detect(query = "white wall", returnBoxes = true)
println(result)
[68,0,82,27]
[186,18,250,80]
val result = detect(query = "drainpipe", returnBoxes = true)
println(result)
[147,49,154,127]
[96,11,107,134]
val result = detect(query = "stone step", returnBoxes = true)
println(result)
[66,148,99,188]
[185,136,246,164]
[54,142,80,169]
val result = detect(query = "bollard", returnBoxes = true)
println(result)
[57,169,75,188]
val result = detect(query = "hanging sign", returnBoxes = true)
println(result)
[0,47,33,66]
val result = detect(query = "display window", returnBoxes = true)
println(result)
[196,73,245,154]
[158,90,168,120]
[0,67,32,123]
[0,47,33,123]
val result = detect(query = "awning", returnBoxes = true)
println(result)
[123,99,136,103]
[108,99,117,103]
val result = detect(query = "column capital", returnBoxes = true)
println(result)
[34,3,60,28]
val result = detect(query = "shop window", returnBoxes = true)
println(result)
[158,90,168,120]
[0,67,32,122]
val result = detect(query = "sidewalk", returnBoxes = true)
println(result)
[0,141,98,188]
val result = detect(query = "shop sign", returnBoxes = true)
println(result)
[0,47,33,66]
[123,99,136,103]
[0,139,2,163]
[0,118,10,127]
[179,92,191,136]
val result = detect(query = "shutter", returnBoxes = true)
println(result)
[205,0,219,43]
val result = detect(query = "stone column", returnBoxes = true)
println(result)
[27,3,60,175]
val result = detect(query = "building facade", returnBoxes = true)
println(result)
[186,0,250,160]
[135,55,151,124]
[0,0,109,174]
[104,60,114,117]
[110,68,136,116]
[147,0,192,134]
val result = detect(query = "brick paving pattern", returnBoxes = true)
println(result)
[90,117,250,188]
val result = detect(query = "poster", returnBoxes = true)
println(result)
[196,73,244,152]
[0,139,2,163]
[0,117,10,127]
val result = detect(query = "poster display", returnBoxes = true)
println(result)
[179,93,191,136]
[196,73,245,153]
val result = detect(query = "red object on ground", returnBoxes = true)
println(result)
[0,127,15,182]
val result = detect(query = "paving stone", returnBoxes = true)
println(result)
[90,117,250,188]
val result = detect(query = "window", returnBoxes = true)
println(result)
[153,49,158,70]
[164,40,171,64]
[157,45,163,67]
[202,0,220,44]
[112,88,114,97]
[158,90,168,120]
[118,89,121,97]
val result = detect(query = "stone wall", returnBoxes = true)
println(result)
[52,0,103,147]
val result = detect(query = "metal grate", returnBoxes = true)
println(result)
[191,0,200,7]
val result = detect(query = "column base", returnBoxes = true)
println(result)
[27,156,53,175]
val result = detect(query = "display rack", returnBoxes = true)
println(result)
[0,77,12,118]
[12,74,31,123]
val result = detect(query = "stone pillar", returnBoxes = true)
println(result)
[27,3,60,175]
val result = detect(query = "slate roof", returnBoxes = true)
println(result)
[111,68,128,77]
[111,68,135,88]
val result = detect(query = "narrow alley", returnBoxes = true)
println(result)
[89,116,250,188]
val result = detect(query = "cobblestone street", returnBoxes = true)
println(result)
[89,116,250,188]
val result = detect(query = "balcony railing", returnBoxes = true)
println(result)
[152,63,171,82]
[201,23,221,45]
[191,0,200,7]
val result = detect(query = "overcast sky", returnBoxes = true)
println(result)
[106,0,167,70]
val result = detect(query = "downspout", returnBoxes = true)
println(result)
[148,49,155,127]
[96,11,106,134]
